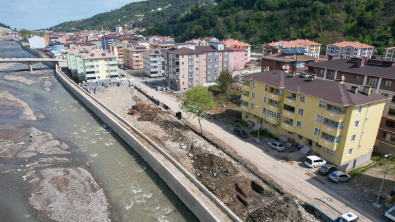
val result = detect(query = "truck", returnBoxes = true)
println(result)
[385,205,395,221]
[305,198,359,222]
[129,104,150,115]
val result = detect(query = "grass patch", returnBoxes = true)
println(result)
[349,162,377,178]
[249,129,278,140]
[172,138,177,142]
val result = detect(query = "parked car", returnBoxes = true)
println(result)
[329,171,351,183]
[267,142,285,152]
[319,164,338,175]
[234,127,248,138]
[304,155,326,168]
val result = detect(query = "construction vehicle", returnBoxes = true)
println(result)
[305,198,359,222]
[129,104,150,115]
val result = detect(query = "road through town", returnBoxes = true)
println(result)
[123,71,382,222]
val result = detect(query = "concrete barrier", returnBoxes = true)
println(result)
[54,65,241,222]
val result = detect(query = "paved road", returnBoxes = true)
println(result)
[121,70,384,221]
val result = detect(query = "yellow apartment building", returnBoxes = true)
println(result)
[123,46,149,70]
[240,71,387,171]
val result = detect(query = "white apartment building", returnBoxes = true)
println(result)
[143,50,164,77]
[326,41,374,59]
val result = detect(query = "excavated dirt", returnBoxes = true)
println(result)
[94,87,315,221]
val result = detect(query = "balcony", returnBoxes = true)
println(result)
[281,119,294,131]
[84,62,94,66]
[109,60,117,65]
[86,73,96,79]
[242,80,250,86]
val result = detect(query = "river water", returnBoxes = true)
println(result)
[0,41,198,222]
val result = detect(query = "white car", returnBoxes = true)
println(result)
[267,142,285,152]
[304,155,326,168]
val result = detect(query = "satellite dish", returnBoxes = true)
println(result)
[286,66,289,70]
[282,65,285,69]
[341,75,345,81]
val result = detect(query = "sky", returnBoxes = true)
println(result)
[0,0,142,31]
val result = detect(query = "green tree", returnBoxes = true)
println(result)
[216,69,235,101]
[180,86,214,135]
[376,46,386,56]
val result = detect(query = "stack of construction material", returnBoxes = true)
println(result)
[78,78,137,94]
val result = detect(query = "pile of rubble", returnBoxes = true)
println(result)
[79,78,137,94]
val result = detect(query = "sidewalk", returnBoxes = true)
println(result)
[123,70,381,221]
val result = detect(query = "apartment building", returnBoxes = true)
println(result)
[305,58,395,155]
[326,41,374,59]
[101,35,118,50]
[123,46,149,70]
[261,51,318,73]
[241,71,387,171]
[221,39,251,62]
[163,43,235,91]
[385,47,395,61]
[143,50,164,77]
[149,42,174,51]
[66,47,118,82]
[263,39,322,58]
[107,43,126,60]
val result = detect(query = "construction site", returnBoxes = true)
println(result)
[94,86,316,222]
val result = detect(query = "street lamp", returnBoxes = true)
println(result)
[255,105,262,143]
[373,153,392,208]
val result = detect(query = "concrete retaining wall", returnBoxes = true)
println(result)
[53,65,241,222]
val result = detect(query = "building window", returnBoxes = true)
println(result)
[319,69,323,75]
[348,148,353,156]
[314,128,321,136]
[318,100,325,108]
[272,124,277,128]
[196,54,199,58]
[275,61,280,67]
[296,120,302,128]
[264,96,267,103]
[208,58,212,62]
[251,92,256,98]
[315,142,321,148]
[189,54,193,58]
[95,59,98,62]
[316,114,323,122]
[195,74,199,77]
[297,108,304,116]
[182,55,184,58]
[189,81,192,85]
[299,95,306,102]
[182,62,184,65]
[250,103,255,109]
[195,80,198,83]
[354,120,360,128]
[252,82,256,87]
[195,68,199,71]
[351,134,356,142]
[354,75,360,81]
[326,148,333,154]
[262,107,266,114]
[195,61,199,64]
[95,70,99,73]
[267,110,280,119]
[297,134,303,140]
[288,131,294,135]
[357,105,362,114]
[265,85,268,91]
[385,80,392,87]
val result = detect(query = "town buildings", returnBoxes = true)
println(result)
[263,39,322,58]
[123,46,149,70]
[326,41,374,59]
[240,71,387,171]
[28,36,46,49]
[305,58,395,155]
[101,35,118,50]
[261,51,318,74]
[8,32,19,40]
[143,50,164,77]
[48,43,65,51]
[385,47,395,61]
[116,25,123,33]
[107,43,126,60]
[65,47,118,82]
[149,42,174,51]
[163,42,235,91]
[221,38,251,62]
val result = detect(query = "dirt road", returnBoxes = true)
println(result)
[123,70,384,221]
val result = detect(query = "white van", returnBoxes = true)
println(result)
[304,155,326,168]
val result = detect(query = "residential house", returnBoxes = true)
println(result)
[261,51,318,73]
[66,47,118,82]
[48,43,65,51]
[241,71,386,171]
[143,50,164,77]
[263,39,322,58]
[123,46,149,70]
[306,58,395,155]
[221,38,251,61]
[326,41,374,59]
[101,35,118,50]
[384,47,395,61]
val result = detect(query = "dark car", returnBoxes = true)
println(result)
[318,164,338,175]
[234,127,248,138]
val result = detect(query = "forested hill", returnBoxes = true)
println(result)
[143,0,395,49]
[50,0,196,32]
[0,22,11,29]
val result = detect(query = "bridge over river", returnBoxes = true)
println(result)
[0,57,67,71]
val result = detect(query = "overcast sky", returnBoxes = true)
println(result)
[0,0,142,30]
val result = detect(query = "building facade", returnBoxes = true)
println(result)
[263,39,322,58]
[221,39,251,62]
[261,52,318,74]
[66,48,119,82]
[164,43,235,91]
[107,43,126,60]
[385,47,395,61]
[28,36,46,49]
[326,41,374,59]
[143,50,164,77]
[306,58,395,155]
[241,71,386,171]
[123,46,149,70]
[101,35,118,50]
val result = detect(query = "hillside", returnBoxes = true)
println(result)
[0,22,11,29]
[50,0,196,32]
[142,0,395,49]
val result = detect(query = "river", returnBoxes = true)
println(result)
[0,41,198,222]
